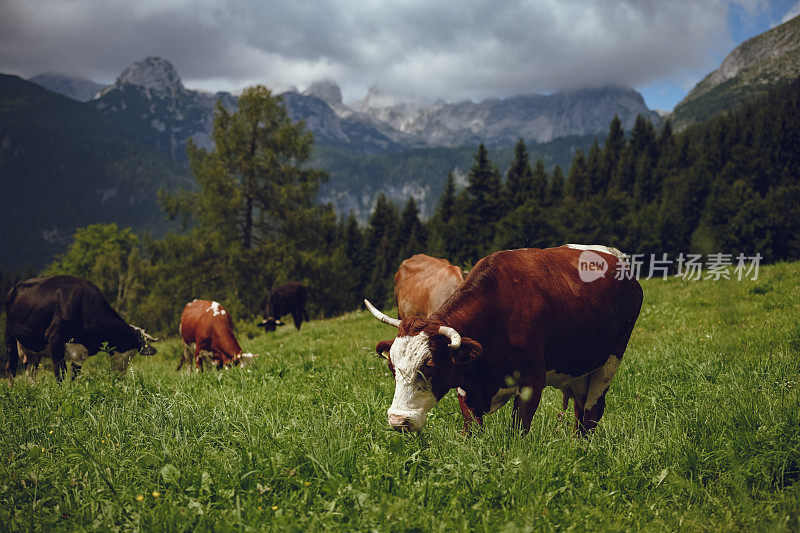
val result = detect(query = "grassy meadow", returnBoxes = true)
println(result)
[1,262,800,531]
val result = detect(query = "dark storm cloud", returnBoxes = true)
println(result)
[0,0,739,101]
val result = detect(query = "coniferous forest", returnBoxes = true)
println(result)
[4,77,799,337]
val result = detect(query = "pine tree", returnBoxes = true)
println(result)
[505,139,534,209]
[630,114,658,160]
[166,86,326,250]
[566,150,589,201]
[586,140,603,195]
[610,146,636,193]
[397,197,428,259]
[463,144,504,260]
[531,159,548,206]
[365,194,400,307]
[437,171,457,224]
[548,166,565,205]
[604,116,625,165]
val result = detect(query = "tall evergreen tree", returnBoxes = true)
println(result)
[437,171,457,224]
[167,85,326,250]
[530,159,548,206]
[604,115,625,165]
[566,150,589,201]
[630,114,658,161]
[610,146,636,193]
[505,139,534,209]
[397,197,428,259]
[463,144,504,261]
[548,165,565,205]
[586,140,603,195]
[365,194,400,307]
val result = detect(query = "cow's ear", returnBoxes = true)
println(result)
[375,340,394,360]
[452,337,482,365]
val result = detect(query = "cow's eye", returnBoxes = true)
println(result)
[425,358,435,368]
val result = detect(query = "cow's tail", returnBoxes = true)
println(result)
[2,285,19,379]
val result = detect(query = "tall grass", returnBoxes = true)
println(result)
[1,263,799,531]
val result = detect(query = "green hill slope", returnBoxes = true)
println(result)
[1,260,798,529]
[671,15,800,128]
[0,74,190,269]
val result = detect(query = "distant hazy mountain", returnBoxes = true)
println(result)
[671,14,800,128]
[0,73,189,269]
[351,85,660,146]
[28,72,108,102]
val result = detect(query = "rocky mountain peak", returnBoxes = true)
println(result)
[671,14,800,128]
[114,56,184,96]
[304,80,342,106]
[355,85,411,111]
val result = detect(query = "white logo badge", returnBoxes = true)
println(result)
[578,250,608,282]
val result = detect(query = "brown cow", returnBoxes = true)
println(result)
[366,245,643,435]
[178,299,258,371]
[394,254,464,319]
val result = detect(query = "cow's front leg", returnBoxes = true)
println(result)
[70,363,82,380]
[512,377,545,435]
[47,337,67,382]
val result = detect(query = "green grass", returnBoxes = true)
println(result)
[2,263,800,531]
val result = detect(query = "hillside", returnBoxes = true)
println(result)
[671,14,800,128]
[1,261,798,530]
[0,74,190,269]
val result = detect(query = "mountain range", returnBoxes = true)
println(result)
[5,14,798,270]
[31,57,659,157]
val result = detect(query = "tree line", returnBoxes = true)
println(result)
[6,77,799,337]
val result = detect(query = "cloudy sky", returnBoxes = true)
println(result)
[1,0,798,111]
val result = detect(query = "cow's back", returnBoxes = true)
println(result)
[181,300,231,343]
[438,247,643,376]
[395,254,464,319]
[265,282,306,317]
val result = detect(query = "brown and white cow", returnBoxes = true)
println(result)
[366,245,643,435]
[178,299,258,371]
[394,254,464,319]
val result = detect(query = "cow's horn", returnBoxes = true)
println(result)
[363,299,400,328]
[438,326,461,349]
[133,325,158,341]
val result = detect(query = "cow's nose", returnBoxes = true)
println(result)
[388,414,411,430]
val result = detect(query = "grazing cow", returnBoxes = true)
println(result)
[394,254,464,319]
[3,275,157,382]
[258,282,309,332]
[178,299,258,371]
[365,245,643,435]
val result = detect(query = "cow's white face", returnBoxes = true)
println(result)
[386,333,438,431]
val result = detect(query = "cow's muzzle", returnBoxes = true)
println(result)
[140,345,157,356]
[388,414,414,431]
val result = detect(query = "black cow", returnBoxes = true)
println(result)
[3,275,157,382]
[258,282,309,332]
